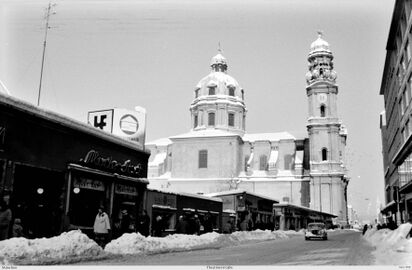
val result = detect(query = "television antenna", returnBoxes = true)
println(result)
[37,2,56,106]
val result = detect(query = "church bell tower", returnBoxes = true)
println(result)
[306,32,349,225]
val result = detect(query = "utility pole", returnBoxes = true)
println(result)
[37,2,56,107]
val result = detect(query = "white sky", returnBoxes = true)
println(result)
[0,0,395,222]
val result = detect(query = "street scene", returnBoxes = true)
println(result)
[0,0,411,268]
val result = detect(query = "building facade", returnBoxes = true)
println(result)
[147,35,349,225]
[380,0,412,225]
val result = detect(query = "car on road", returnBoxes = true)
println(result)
[305,222,328,240]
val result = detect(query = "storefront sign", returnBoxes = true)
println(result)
[0,126,5,150]
[153,193,176,208]
[88,110,114,132]
[73,177,104,191]
[80,150,143,177]
[115,183,137,196]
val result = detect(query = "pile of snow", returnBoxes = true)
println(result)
[105,229,303,255]
[0,230,104,265]
[364,223,412,265]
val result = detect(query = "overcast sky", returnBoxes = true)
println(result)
[0,0,395,222]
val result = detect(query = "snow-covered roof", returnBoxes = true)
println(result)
[242,132,296,142]
[204,190,279,203]
[147,188,222,203]
[0,92,150,154]
[146,137,172,147]
[170,129,241,140]
[273,203,337,217]
[148,152,167,166]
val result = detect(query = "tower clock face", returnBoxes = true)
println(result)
[317,93,327,103]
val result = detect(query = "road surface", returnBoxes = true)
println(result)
[78,230,375,265]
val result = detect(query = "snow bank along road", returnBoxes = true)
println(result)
[79,230,373,265]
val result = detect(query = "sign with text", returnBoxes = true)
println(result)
[153,193,176,208]
[115,183,137,196]
[88,109,114,133]
[73,177,105,191]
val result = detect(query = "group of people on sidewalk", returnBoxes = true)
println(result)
[0,199,25,241]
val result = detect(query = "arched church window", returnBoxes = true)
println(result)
[208,112,215,126]
[241,89,244,100]
[259,155,267,170]
[199,150,208,168]
[244,155,250,171]
[195,88,199,98]
[321,148,328,161]
[228,86,235,96]
[320,105,326,117]
[194,115,198,128]
[228,113,235,127]
[208,86,216,95]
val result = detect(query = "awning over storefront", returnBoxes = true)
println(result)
[381,200,397,214]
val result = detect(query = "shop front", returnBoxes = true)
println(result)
[0,94,149,239]
[205,190,279,231]
[145,189,178,236]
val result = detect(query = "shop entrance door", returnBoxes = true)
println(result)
[12,165,65,238]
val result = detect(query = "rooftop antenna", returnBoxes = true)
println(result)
[37,2,56,106]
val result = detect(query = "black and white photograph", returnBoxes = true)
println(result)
[0,0,410,268]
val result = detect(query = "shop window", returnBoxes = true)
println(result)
[321,148,328,161]
[259,155,267,170]
[228,113,235,127]
[11,165,65,239]
[70,176,109,229]
[199,150,208,168]
[208,112,215,126]
[320,105,326,117]
[152,208,176,233]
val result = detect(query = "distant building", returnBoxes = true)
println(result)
[147,34,349,225]
[379,0,412,225]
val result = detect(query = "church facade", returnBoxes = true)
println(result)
[146,34,349,225]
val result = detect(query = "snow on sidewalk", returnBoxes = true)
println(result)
[363,223,412,265]
[0,230,105,265]
[0,229,303,264]
[105,229,303,255]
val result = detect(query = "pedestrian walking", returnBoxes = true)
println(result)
[93,206,111,248]
[362,224,368,235]
[119,209,131,235]
[223,220,232,234]
[0,200,12,240]
[152,215,164,237]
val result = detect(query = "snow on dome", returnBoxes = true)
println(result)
[309,31,332,55]
[210,53,227,67]
[0,230,105,265]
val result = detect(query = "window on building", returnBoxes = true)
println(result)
[320,105,326,117]
[228,113,235,127]
[244,155,250,171]
[259,155,267,170]
[199,150,208,168]
[228,86,235,97]
[208,112,215,126]
[208,87,216,95]
[241,89,244,100]
[321,148,328,161]
[194,115,198,128]
[195,89,199,98]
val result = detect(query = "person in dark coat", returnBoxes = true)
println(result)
[152,215,164,237]
[203,213,213,233]
[119,209,131,235]
[138,210,151,237]
[0,200,12,240]
[362,224,368,235]
[12,218,24,238]
[175,215,187,234]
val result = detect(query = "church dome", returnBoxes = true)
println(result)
[210,53,228,67]
[309,31,332,58]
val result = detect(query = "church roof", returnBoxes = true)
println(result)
[242,132,296,142]
[146,137,172,146]
[204,189,279,203]
[170,129,240,140]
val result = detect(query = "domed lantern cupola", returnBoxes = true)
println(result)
[305,31,337,85]
[190,48,247,135]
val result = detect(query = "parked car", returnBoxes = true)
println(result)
[305,222,328,240]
